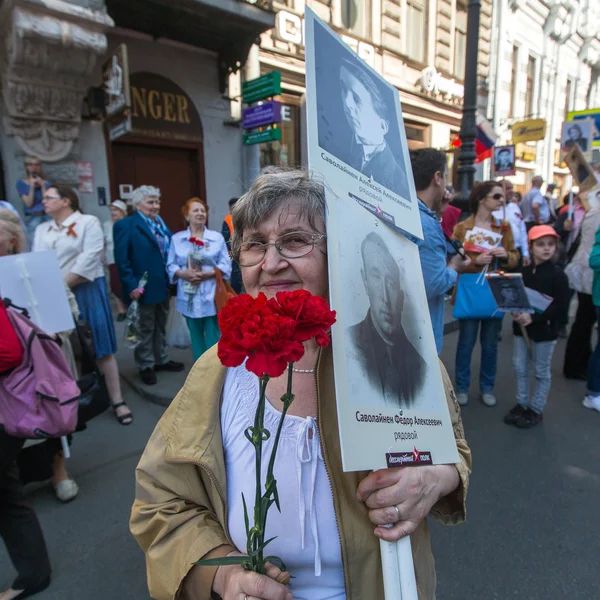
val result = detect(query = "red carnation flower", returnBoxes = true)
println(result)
[269,290,336,346]
[218,293,305,378]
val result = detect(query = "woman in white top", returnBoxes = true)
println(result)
[103,199,127,321]
[33,185,133,425]
[167,197,231,361]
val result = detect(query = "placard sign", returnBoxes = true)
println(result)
[0,252,74,334]
[305,9,422,239]
[305,9,457,472]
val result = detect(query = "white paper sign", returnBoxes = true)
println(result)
[305,8,423,240]
[0,252,74,334]
[328,198,459,471]
[525,287,553,314]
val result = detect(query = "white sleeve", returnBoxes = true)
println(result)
[70,217,104,281]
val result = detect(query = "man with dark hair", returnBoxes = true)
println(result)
[347,232,426,408]
[410,148,471,354]
[222,197,242,293]
[338,59,409,198]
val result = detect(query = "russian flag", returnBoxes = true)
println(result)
[452,113,497,163]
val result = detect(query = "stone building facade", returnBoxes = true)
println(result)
[256,0,493,182]
[488,0,600,193]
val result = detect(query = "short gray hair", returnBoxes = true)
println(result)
[231,170,326,261]
[132,185,161,207]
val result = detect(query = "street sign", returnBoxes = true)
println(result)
[108,115,132,141]
[242,71,281,104]
[243,128,282,145]
[242,100,282,129]
[511,118,547,144]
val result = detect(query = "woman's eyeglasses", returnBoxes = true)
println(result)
[489,193,505,201]
[238,231,326,267]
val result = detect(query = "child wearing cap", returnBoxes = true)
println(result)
[504,225,570,428]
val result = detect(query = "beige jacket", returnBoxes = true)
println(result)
[130,345,471,600]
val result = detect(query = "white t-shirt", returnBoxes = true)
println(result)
[33,211,104,281]
[221,365,346,600]
[493,203,529,258]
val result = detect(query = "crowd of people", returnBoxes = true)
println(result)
[1,149,598,600]
[0,157,237,599]
[412,148,600,428]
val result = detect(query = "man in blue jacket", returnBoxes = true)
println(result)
[114,186,183,385]
[410,149,471,354]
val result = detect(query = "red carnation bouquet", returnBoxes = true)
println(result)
[196,289,336,576]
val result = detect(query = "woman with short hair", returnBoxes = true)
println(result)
[167,198,231,361]
[131,170,471,600]
[34,185,133,425]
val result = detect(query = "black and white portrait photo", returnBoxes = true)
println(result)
[487,275,531,312]
[313,20,410,201]
[346,232,427,408]
[561,120,593,153]
[493,145,515,176]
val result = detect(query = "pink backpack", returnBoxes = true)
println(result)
[0,308,80,439]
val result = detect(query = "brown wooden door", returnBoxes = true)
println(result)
[111,143,200,233]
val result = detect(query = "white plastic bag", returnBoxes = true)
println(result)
[166,298,191,348]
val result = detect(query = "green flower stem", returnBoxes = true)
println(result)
[267,362,295,478]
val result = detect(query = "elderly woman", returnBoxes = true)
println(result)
[167,198,231,361]
[114,186,184,386]
[131,171,471,600]
[103,200,128,321]
[34,185,133,426]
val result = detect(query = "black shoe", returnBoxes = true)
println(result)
[155,360,185,372]
[564,371,587,381]
[116,312,127,322]
[140,368,157,385]
[13,575,51,599]
[503,404,527,425]
[515,409,543,429]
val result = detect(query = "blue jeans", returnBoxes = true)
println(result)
[455,318,503,394]
[587,307,600,397]
[513,336,557,413]
[24,213,50,241]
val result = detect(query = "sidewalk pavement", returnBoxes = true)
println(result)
[114,320,195,408]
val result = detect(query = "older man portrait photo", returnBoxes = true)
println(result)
[346,231,427,408]
[314,21,410,200]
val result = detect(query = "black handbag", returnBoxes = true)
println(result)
[71,321,110,429]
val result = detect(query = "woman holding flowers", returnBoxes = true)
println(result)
[166,198,231,361]
[131,171,471,600]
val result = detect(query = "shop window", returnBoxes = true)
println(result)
[341,0,372,40]
[406,0,427,63]
[453,6,467,80]
[260,103,301,169]
[405,122,430,150]
[508,45,518,117]
[524,55,536,117]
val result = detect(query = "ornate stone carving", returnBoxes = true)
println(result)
[0,2,113,161]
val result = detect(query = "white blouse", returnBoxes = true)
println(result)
[222,365,346,600]
[33,211,104,281]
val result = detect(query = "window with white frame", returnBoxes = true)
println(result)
[524,55,536,117]
[453,5,467,80]
[341,0,372,40]
[508,45,518,117]
[406,0,427,63]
